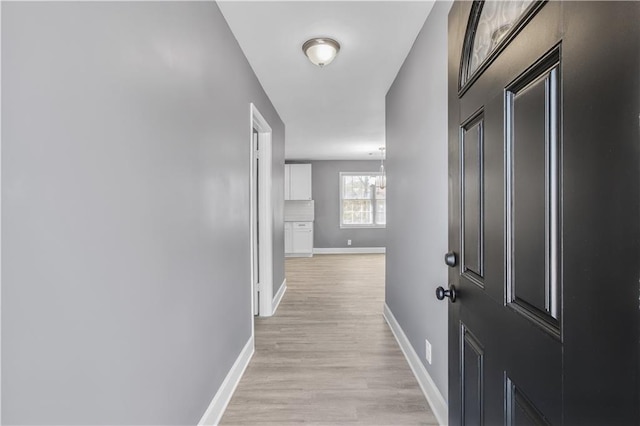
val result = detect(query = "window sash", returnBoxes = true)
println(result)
[340,172,386,228]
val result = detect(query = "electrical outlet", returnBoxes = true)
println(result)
[425,339,432,364]
[347,239,352,246]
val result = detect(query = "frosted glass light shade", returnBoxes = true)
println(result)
[302,38,340,68]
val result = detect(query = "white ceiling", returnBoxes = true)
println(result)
[218,1,435,160]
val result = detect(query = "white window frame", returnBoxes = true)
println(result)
[339,172,386,229]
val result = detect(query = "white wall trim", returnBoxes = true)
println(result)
[0,2,4,418]
[383,304,448,426]
[250,103,274,318]
[285,253,313,258]
[198,336,255,426]
[272,278,287,315]
[313,247,386,254]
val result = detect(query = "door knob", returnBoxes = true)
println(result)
[436,285,457,303]
[444,252,457,267]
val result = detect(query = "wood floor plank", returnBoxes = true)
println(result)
[220,254,438,425]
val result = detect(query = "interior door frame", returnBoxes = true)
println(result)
[250,103,274,319]
[0,3,4,418]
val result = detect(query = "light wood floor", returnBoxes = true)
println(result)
[220,254,438,425]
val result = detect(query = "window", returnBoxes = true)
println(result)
[340,173,386,228]
[460,0,541,92]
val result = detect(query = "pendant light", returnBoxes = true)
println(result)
[376,147,386,189]
[302,38,340,68]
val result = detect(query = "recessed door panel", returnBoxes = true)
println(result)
[506,49,560,337]
[506,376,551,426]
[461,114,484,282]
[512,78,546,311]
[461,323,484,426]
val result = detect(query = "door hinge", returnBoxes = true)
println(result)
[256,282,261,291]
[255,150,260,159]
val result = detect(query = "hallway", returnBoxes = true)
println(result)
[221,254,437,425]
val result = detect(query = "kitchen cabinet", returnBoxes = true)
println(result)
[291,222,313,254]
[285,221,313,257]
[284,164,312,200]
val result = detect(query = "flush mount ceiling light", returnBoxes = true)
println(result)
[302,38,340,68]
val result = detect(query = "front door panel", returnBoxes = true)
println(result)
[448,1,639,425]
[454,2,563,424]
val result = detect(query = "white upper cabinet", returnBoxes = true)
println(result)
[284,164,312,200]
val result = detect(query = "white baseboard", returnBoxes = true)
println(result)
[198,336,255,426]
[272,279,287,314]
[383,304,448,426]
[285,253,313,258]
[313,247,386,254]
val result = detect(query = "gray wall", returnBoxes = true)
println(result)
[2,2,284,424]
[385,0,452,402]
[309,160,386,249]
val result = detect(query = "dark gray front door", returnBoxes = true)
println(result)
[445,2,639,424]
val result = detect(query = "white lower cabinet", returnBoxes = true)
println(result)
[291,222,313,254]
[285,221,313,257]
